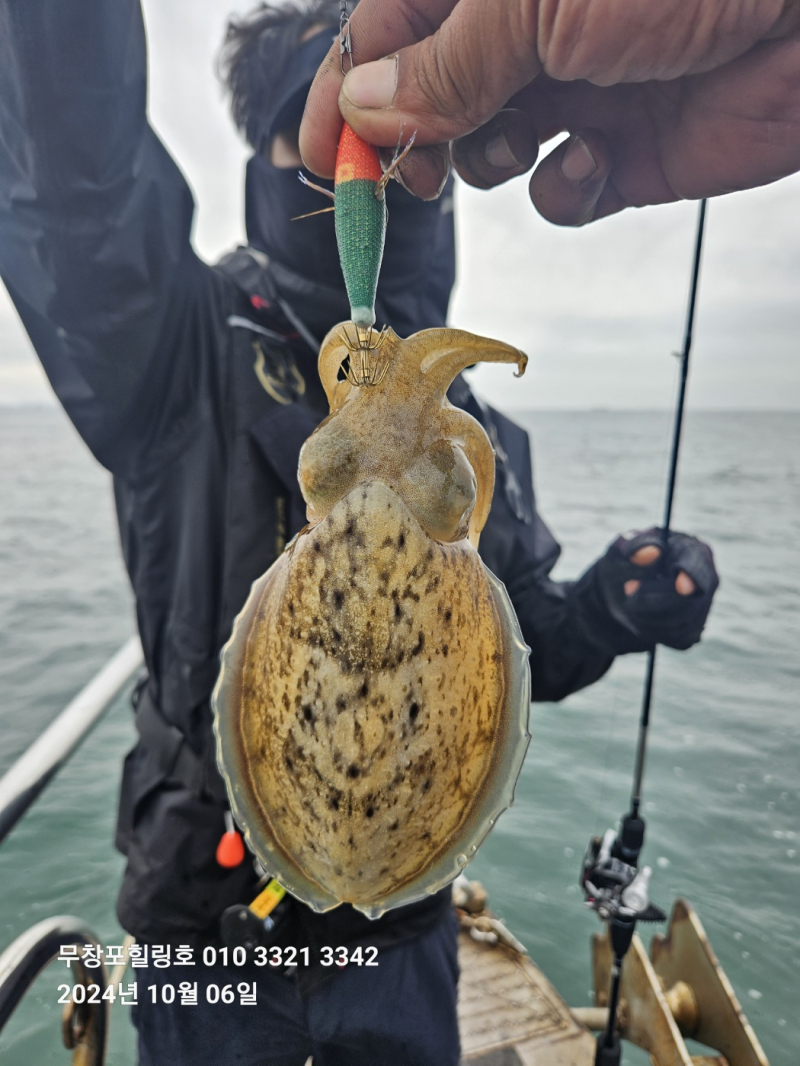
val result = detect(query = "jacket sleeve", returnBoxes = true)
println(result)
[0,0,213,473]
[473,403,615,703]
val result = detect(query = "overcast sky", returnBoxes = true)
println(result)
[2,0,799,410]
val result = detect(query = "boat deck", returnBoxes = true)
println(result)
[458,929,595,1065]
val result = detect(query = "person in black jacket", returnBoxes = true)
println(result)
[0,2,718,1064]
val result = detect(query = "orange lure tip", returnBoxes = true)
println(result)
[334,122,382,187]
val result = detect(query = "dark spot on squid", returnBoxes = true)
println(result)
[398,531,406,549]
[442,644,449,657]
[366,806,375,818]
[409,702,419,721]
[359,681,369,698]
[444,609,452,623]
[347,765,360,779]
[411,632,425,656]
[302,705,314,722]
[332,589,344,609]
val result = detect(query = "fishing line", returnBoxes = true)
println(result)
[587,364,684,845]
[590,659,632,843]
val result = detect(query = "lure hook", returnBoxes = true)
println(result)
[338,323,390,387]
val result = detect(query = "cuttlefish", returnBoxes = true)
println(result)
[213,323,532,917]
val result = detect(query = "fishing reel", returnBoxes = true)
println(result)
[581,826,666,926]
[581,823,667,1066]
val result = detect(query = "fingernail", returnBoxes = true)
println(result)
[341,56,398,109]
[561,136,596,182]
[485,132,520,170]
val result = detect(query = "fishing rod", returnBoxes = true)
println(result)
[629,196,708,826]
[580,198,709,1066]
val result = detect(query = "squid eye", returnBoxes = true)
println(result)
[299,422,359,515]
[398,442,477,544]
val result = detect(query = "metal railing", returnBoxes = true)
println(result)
[0,917,109,1065]
[0,637,144,843]
[0,638,144,1060]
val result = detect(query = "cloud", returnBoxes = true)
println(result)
[454,173,800,410]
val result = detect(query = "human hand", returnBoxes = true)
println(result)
[572,528,719,654]
[300,0,800,222]
[623,542,697,599]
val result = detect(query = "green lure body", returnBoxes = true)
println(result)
[334,123,386,329]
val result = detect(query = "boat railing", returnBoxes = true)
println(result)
[0,637,143,844]
[0,638,144,1060]
[0,917,110,1066]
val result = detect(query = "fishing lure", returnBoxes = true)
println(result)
[301,121,412,385]
[334,126,386,329]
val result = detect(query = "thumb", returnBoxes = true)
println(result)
[342,2,540,147]
[300,0,540,176]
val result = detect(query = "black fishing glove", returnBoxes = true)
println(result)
[570,527,719,656]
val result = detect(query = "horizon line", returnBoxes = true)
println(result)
[2,401,800,415]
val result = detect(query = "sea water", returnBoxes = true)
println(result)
[0,405,798,1064]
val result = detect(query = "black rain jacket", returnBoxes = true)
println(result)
[0,0,614,947]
